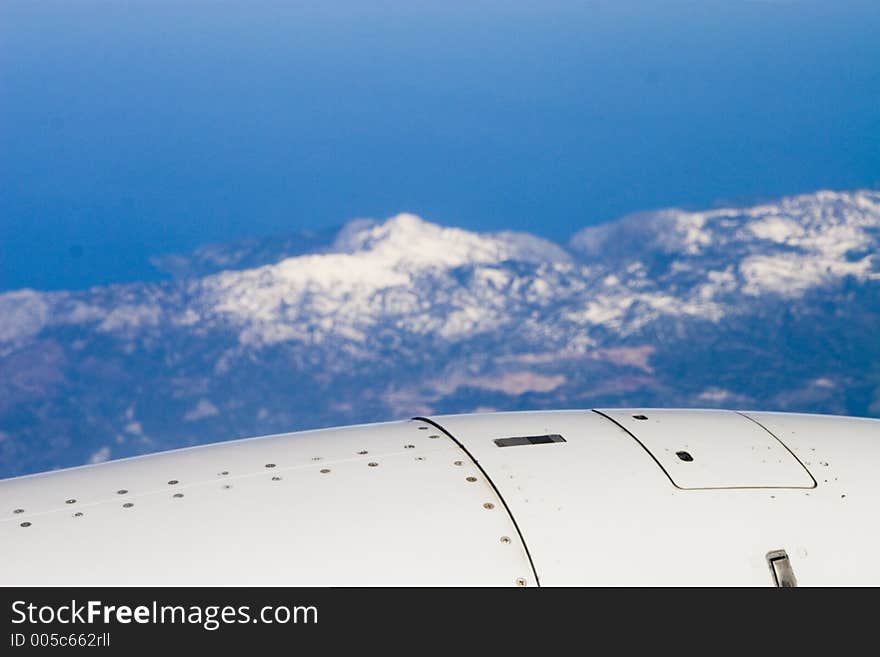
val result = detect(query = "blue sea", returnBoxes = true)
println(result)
[2,0,879,291]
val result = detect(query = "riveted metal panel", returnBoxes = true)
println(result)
[426,410,873,586]
[0,420,534,586]
[595,409,815,489]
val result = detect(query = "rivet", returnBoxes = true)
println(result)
[219,471,229,476]
[500,536,511,544]
[453,461,463,466]
[117,489,128,495]
[65,499,76,505]
[13,509,24,514]
[429,435,440,439]
[122,502,134,508]
[632,414,648,420]
[404,444,415,449]
[20,522,31,528]
[417,426,428,430]
[466,476,478,482]
[357,450,368,455]
[483,502,495,510]
[320,469,331,474]
[368,462,379,467]
[516,578,528,587]
[265,463,276,469]
[168,480,179,485]
[173,493,184,498]
[73,512,84,517]
[222,484,232,490]
[312,457,322,461]
[415,456,426,461]
[271,476,282,481]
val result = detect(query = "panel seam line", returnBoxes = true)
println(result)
[413,416,542,587]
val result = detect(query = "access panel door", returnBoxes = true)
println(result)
[594,409,815,489]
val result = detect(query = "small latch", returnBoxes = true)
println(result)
[766,549,797,587]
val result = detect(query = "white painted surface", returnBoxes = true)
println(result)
[0,420,534,586]
[595,409,815,489]
[737,411,880,586]
[2,409,879,586]
[428,409,880,586]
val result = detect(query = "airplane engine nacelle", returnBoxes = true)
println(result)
[1,409,877,586]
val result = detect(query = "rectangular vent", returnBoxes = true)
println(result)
[494,434,566,448]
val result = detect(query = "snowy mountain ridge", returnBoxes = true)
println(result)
[1,189,879,477]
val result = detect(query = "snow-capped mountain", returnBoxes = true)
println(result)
[2,189,879,478]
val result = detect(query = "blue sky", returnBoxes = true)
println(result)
[2,0,879,291]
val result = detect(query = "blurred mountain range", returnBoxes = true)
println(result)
[2,189,879,478]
